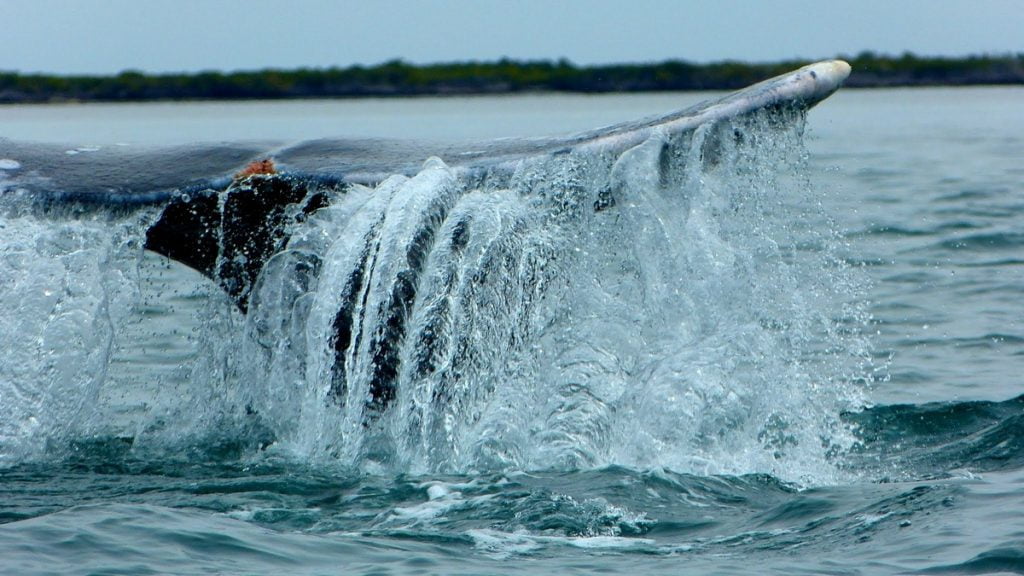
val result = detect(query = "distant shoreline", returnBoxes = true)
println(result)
[2,52,1022,104]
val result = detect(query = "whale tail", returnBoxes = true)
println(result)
[4,61,851,315]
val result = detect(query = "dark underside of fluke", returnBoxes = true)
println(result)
[145,174,337,312]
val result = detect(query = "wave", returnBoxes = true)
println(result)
[0,459,969,567]
[846,394,1024,480]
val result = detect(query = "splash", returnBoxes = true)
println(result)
[0,111,872,483]
[0,200,153,464]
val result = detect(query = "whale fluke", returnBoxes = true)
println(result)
[0,62,852,422]
[143,61,851,311]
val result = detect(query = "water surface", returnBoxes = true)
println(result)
[1,88,1022,575]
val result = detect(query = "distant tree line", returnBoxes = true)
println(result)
[1,52,1021,103]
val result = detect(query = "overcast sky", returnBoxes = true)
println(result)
[2,0,1022,75]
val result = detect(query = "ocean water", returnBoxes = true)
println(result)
[0,87,1022,575]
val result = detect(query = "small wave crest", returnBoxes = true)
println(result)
[846,394,1024,480]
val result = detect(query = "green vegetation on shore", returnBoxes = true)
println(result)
[1,52,1021,104]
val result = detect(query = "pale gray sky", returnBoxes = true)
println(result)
[2,0,1022,75]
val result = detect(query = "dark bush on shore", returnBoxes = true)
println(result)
[1,52,1021,103]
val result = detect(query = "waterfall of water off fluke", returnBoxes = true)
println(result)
[0,112,873,483]
[0,200,156,464]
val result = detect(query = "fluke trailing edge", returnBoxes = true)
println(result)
[0,62,851,431]
[2,61,848,201]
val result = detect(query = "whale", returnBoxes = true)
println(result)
[0,61,851,422]
[2,61,849,308]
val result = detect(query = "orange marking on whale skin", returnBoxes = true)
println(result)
[234,158,277,181]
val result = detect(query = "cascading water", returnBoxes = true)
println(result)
[0,199,154,464]
[0,110,872,484]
